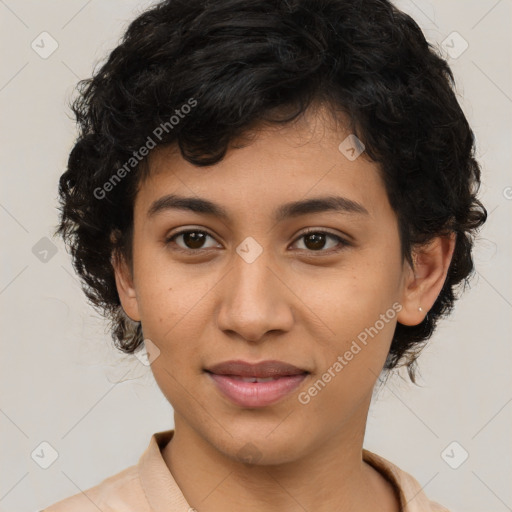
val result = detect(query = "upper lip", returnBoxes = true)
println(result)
[205,360,308,378]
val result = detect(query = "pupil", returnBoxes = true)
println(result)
[184,232,205,249]
[305,233,325,250]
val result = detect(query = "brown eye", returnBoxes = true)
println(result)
[292,230,347,253]
[304,232,328,250]
[181,231,207,249]
[166,230,220,251]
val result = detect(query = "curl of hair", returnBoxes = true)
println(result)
[56,0,487,381]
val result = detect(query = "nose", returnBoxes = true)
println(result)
[215,247,294,343]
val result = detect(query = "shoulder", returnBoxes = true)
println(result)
[363,449,450,512]
[41,464,150,512]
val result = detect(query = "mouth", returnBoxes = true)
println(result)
[204,359,310,407]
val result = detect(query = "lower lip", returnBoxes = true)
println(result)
[207,372,308,407]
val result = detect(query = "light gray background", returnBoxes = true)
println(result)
[1,1,511,511]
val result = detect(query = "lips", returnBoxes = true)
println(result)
[205,359,308,378]
[205,359,309,407]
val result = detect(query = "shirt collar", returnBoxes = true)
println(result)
[362,449,444,512]
[137,430,190,511]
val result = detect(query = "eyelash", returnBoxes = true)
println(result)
[164,228,349,255]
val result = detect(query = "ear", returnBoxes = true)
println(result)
[111,250,141,322]
[397,233,456,326]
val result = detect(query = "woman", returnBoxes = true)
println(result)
[44,0,486,510]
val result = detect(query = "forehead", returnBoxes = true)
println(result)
[135,109,389,223]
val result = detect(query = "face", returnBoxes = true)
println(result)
[115,107,418,465]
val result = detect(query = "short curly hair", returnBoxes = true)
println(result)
[56,0,487,380]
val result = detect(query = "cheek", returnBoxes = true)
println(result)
[134,258,219,372]
[305,258,400,337]
[298,305,397,421]
[133,248,198,334]
[298,254,401,389]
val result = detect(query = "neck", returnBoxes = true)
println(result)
[162,406,399,512]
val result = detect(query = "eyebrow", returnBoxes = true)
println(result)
[147,194,369,222]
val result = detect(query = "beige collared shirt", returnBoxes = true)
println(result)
[42,430,449,511]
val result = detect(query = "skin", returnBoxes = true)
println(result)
[113,104,455,512]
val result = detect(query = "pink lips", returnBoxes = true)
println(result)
[205,359,309,408]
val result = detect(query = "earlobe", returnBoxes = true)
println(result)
[397,233,456,326]
[111,250,141,322]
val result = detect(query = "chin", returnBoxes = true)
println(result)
[208,422,308,467]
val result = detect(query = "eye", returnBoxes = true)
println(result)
[165,229,220,252]
[291,229,348,253]
[165,228,349,254]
